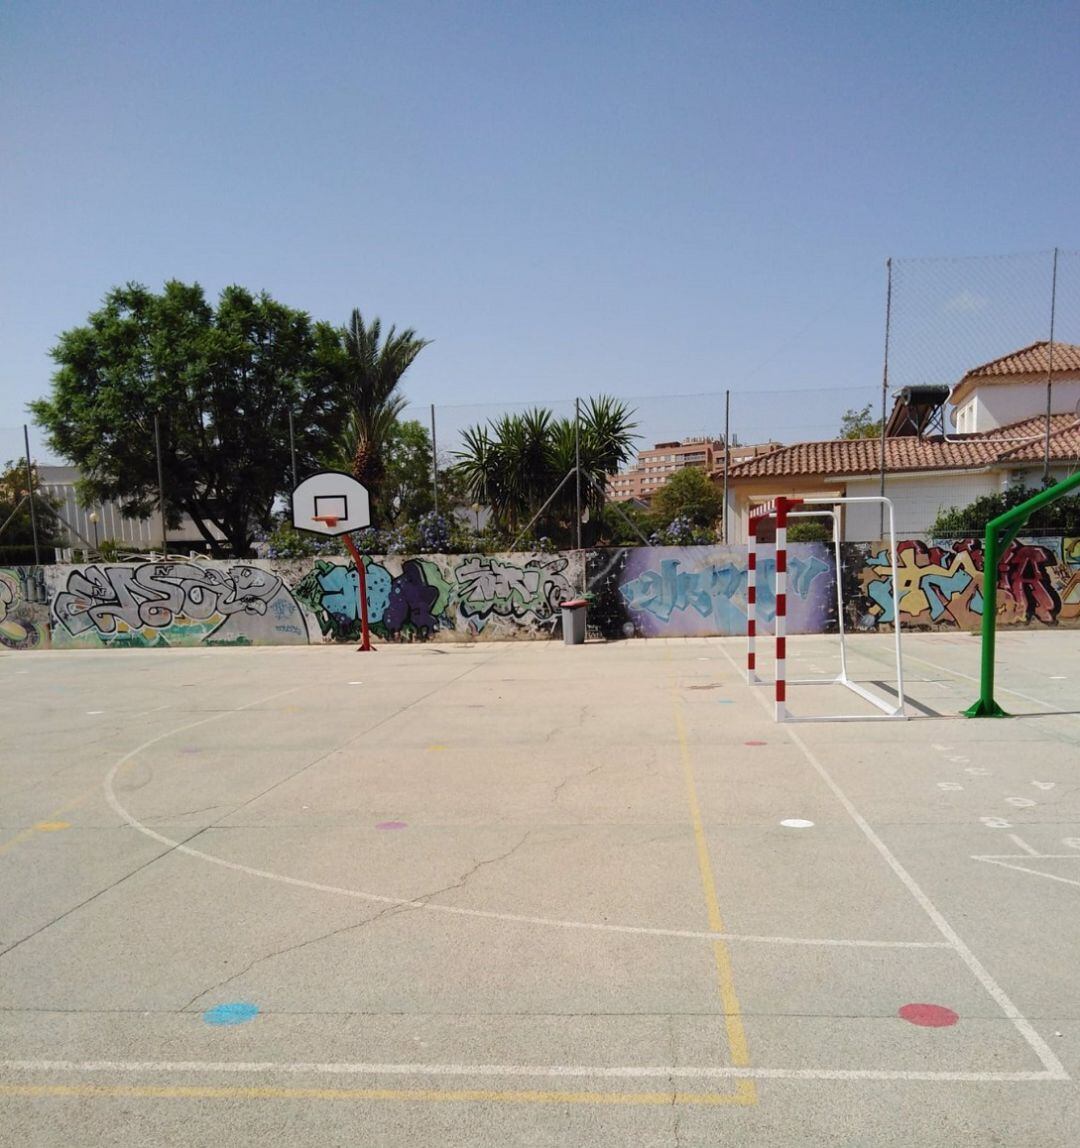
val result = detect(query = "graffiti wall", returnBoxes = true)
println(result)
[46,562,309,648]
[0,566,50,650]
[10,538,1080,652]
[294,552,581,642]
[586,545,836,639]
[847,537,1080,631]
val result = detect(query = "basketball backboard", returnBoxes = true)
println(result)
[292,471,371,536]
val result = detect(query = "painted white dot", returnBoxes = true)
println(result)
[86,710,105,715]
[1050,675,1067,680]
[348,681,363,685]
[780,819,815,829]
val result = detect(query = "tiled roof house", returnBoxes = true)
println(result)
[723,342,1080,542]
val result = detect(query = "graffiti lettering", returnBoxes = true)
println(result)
[856,537,1066,629]
[620,554,828,625]
[51,563,305,646]
[455,556,571,631]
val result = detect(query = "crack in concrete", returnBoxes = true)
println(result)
[551,764,604,806]
[181,830,535,1012]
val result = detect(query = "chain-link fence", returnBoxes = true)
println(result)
[10,248,1080,558]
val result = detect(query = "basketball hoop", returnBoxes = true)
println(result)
[312,515,340,529]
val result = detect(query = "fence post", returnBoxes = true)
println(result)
[430,404,439,515]
[22,425,40,565]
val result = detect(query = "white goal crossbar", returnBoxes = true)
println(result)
[747,495,907,723]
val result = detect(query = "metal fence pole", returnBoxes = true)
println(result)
[430,404,439,515]
[574,397,582,552]
[22,425,40,564]
[1044,247,1059,485]
[288,408,298,494]
[878,257,893,538]
[154,413,167,555]
[722,390,730,542]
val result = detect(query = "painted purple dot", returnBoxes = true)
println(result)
[376,821,408,830]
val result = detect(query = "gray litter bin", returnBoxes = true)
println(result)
[561,598,588,645]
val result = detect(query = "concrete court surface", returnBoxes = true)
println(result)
[1,630,1080,1147]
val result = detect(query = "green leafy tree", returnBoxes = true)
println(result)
[652,466,723,528]
[839,403,883,440]
[0,461,63,564]
[931,483,1080,536]
[381,419,436,525]
[339,310,430,521]
[32,281,345,557]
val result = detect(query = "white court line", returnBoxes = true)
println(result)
[904,651,1077,719]
[971,858,1080,890]
[101,694,946,951]
[716,641,1070,1081]
[1008,834,1040,856]
[0,1059,1062,1084]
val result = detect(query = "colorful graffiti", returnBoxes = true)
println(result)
[10,538,1078,655]
[295,557,452,641]
[0,566,49,650]
[48,562,308,647]
[852,537,1080,629]
[294,553,571,641]
[587,545,835,638]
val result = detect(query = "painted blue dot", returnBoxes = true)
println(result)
[203,1001,259,1026]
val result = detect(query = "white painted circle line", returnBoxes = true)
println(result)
[100,692,943,952]
[86,711,105,715]
[780,819,814,829]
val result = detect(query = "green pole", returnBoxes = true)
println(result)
[964,468,1080,717]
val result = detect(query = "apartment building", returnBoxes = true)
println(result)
[607,437,780,502]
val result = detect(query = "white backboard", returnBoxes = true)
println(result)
[292,471,371,535]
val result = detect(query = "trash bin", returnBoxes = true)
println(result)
[561,598,588,645]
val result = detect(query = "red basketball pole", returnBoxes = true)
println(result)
[342,533,373,652]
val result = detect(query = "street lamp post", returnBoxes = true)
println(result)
[89,511,100,553]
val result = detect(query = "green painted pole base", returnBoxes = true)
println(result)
[962,698,1011,718]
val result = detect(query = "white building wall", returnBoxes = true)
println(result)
[951,378,1080,432]
[844,471,1000,541]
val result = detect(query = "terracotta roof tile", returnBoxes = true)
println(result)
[962,340,1080,379]
[727,414,1080,479]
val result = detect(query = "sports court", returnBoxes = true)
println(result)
[2,630,1080,1146]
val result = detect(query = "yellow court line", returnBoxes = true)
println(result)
[0,1083,756,1106]
[670,678,758,1106]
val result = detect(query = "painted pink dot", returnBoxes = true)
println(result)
[745,740,767,747]
[898,1003,959,1028]
[375,821,408,831]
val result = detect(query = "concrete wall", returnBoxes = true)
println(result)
[845,536,1080,631]
[42,552,584,649]
[8,538,1078,652]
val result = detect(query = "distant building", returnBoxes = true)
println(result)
[607,437,782,502]
[724,341,1080,542]
[38,466,225,558]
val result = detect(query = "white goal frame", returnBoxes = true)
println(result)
[747,495,907,723]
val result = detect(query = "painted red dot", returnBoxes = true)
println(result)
[899,1003,959,1028]
[375,821,408,831]
[744,740,767,747]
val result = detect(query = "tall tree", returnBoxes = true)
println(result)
[0,461,63,565]
[32,281,345,557]
[652,465,723,527]
[339,310,430,522]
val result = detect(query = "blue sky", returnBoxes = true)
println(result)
[4,1,1079,463]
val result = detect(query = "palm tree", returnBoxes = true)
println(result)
[453,397,638,542]
[338,309,429,521]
